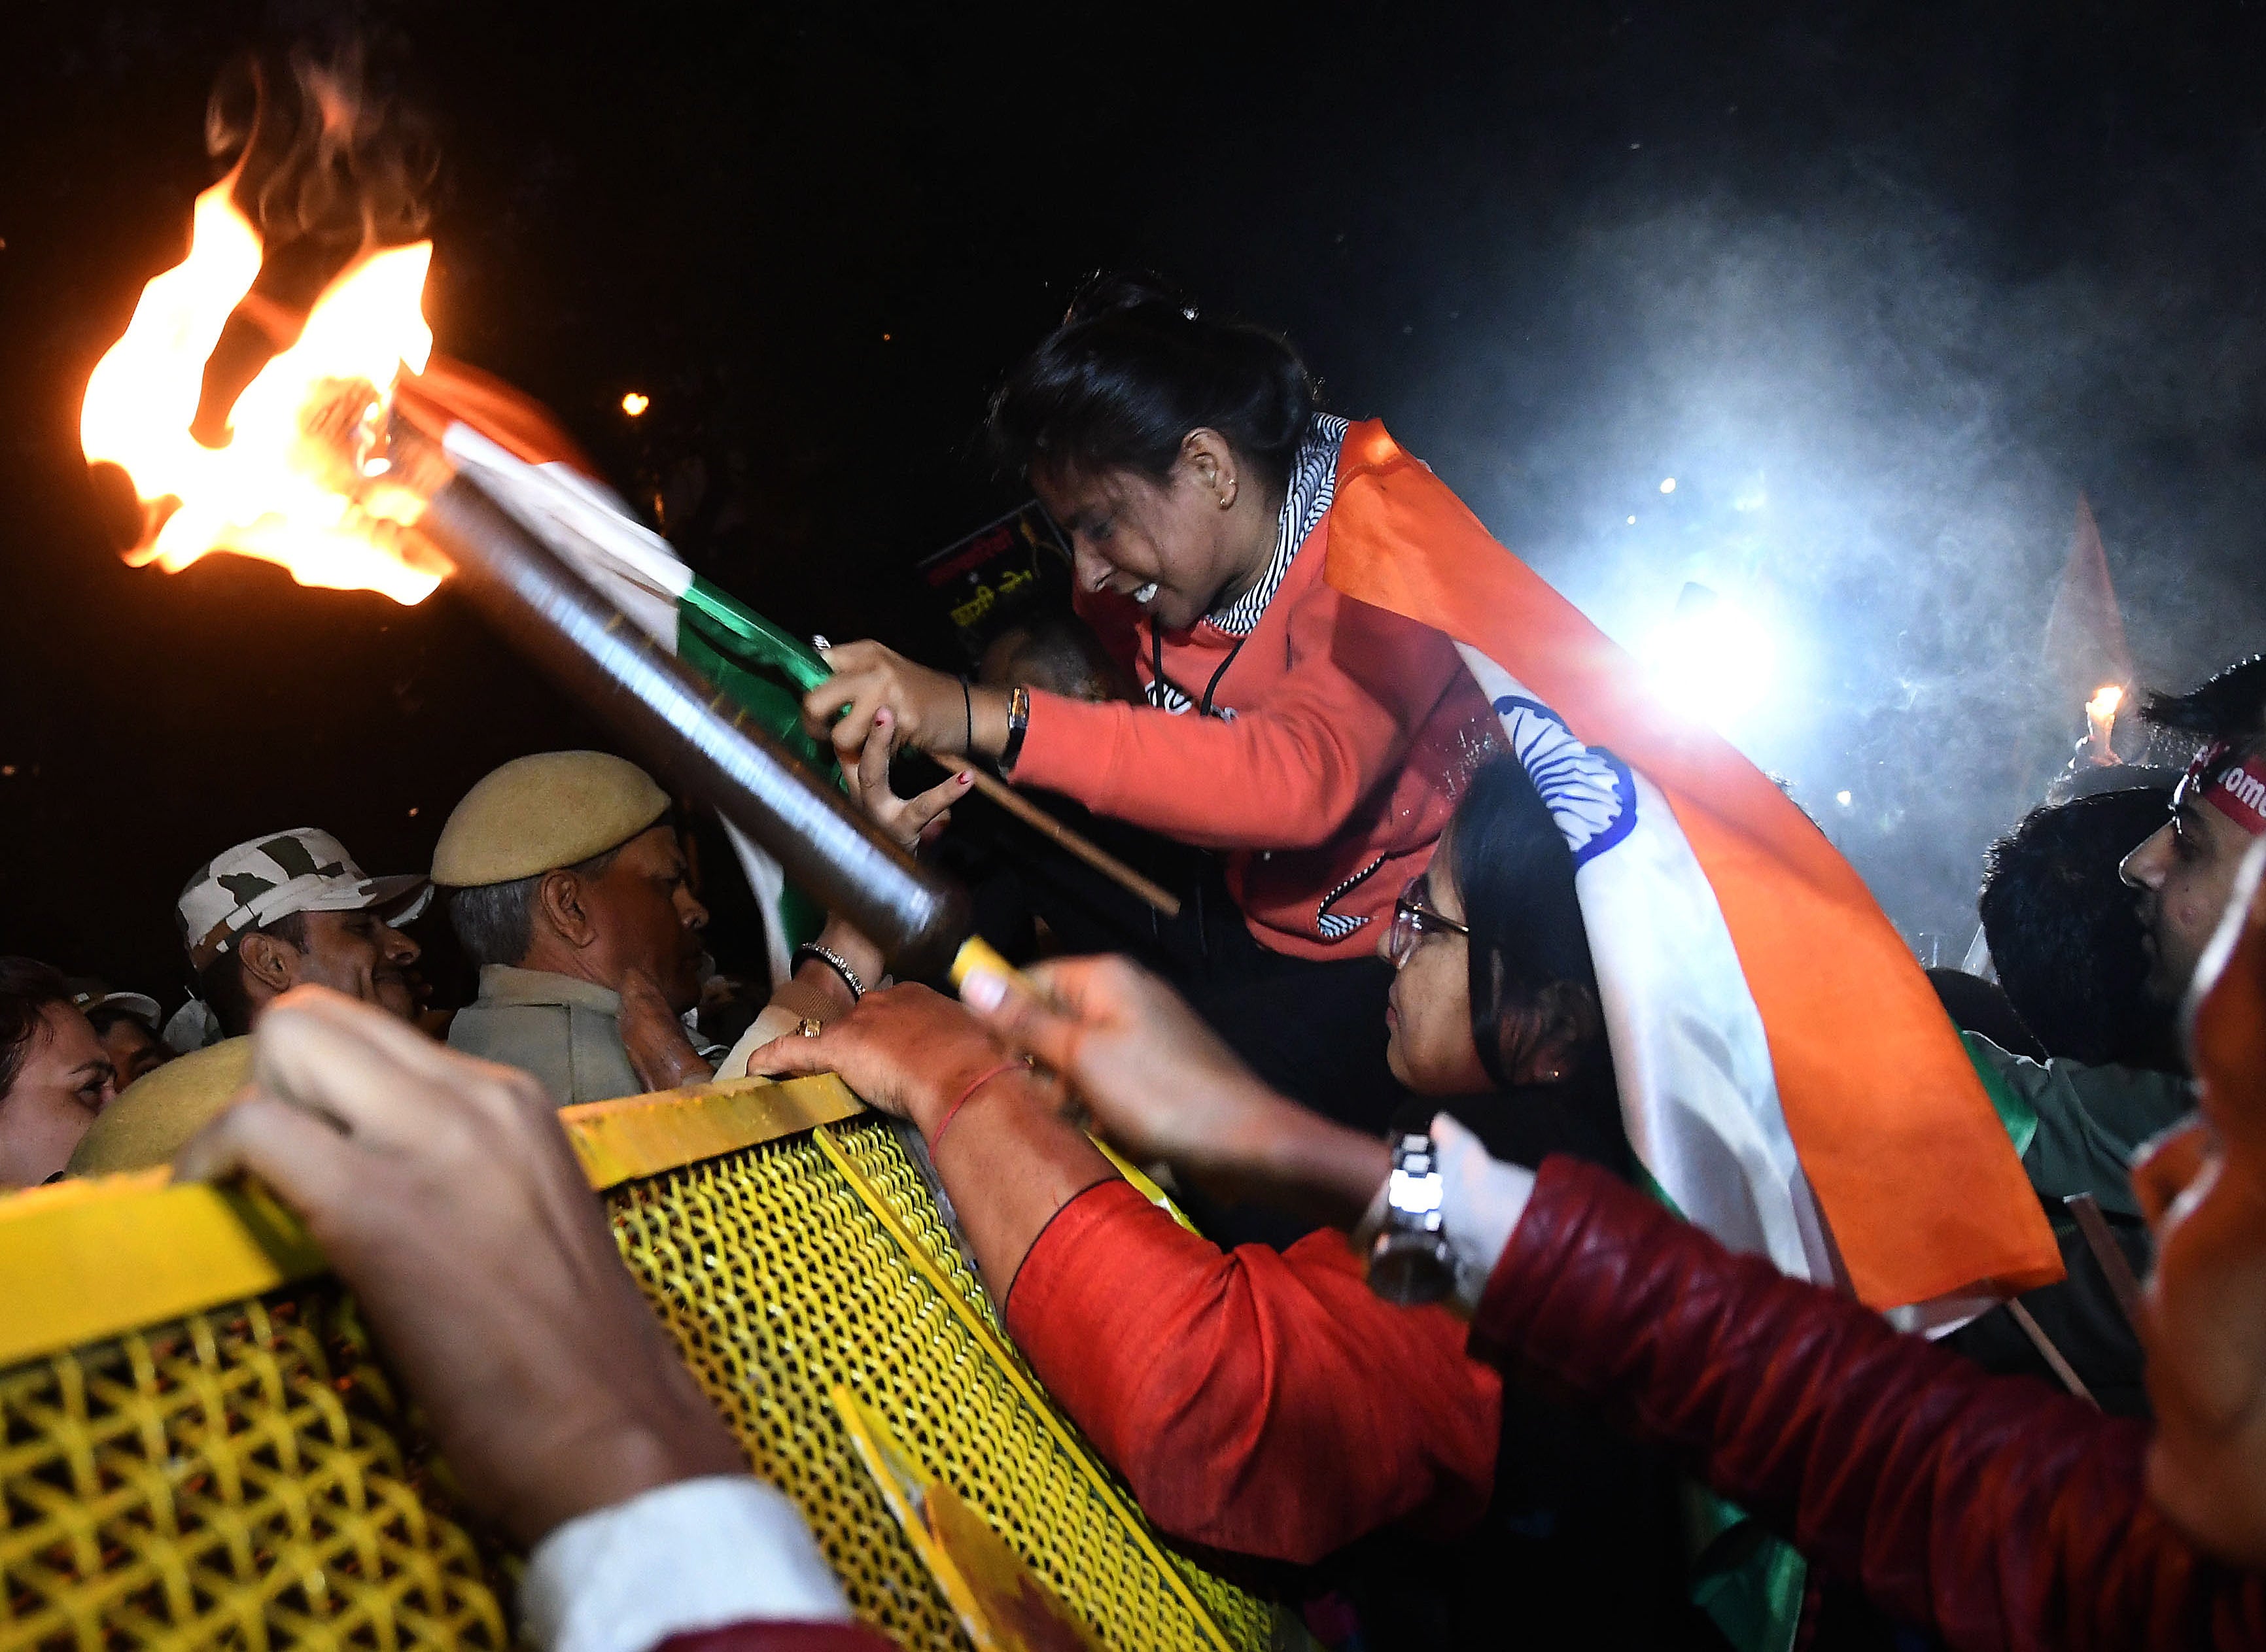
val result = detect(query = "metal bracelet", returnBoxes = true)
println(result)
[793,941,866,1003]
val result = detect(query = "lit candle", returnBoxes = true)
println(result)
[2084,684,2123,765]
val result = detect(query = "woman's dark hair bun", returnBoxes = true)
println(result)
[986,270,1317,497]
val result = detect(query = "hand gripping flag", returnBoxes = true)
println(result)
[396,360,828,983]
[1324,421,2061,1314]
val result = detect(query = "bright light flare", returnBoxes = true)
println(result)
[621,391,650,417]
[1659,477,1676,494]
[78,175,440,604]
[1645,583,1777,727]
[2086,683,2123,721]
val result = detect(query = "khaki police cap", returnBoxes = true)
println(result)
[65,1037,254,1177]
[431,751,671,888]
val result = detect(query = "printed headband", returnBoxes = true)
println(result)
[2178,741,2266,838]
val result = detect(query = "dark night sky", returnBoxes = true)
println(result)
[7,1,2266,1005]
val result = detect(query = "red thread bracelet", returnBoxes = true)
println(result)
[930,1059,1024,1150]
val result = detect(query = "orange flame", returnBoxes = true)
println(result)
[2087,683,2124,720]
[78,174,440,604]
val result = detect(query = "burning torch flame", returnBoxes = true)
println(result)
[78,173,441,604]
[2085,683,2124,765]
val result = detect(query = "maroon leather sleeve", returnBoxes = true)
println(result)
[658,1625,896,1652]
[1469,1156,2266,1652]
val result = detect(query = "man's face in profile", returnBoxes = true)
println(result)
[2125,792,2255,1004]
[576,825,710,1013]
[292,908,425,1020]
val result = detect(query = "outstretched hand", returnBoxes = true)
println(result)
[173,988,746,1547]
[958,955,1393,1225]
[842,708,973,850]
[958,955,1282,1174]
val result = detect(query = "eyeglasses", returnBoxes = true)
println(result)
[1389,875,1469,968]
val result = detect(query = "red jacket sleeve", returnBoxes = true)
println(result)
[659,1626,894,1652]
[1010,589,1463,851]
[1003,1179,1499,1564]
[1470,1156,2266,1652]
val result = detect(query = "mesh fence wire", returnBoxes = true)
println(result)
[2,1116,1276,1651]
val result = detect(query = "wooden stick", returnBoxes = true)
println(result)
[2064,1192,2147,1333]
[961,768,1183,919]
[2006,1299,2099,1407]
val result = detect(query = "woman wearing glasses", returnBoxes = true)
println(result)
[753,755,1694,1646]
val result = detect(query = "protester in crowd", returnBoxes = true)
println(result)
[178,827,432,1038]
[0,957,118,1188]
[63,828,434,1176]
[435,751,718,1103]
[161,842,2266,1652]
[938,838,2266,1651]
[2122,655,2266,1008]
[1938,785,2191,1411]
[755,755,1709,1647]
[66,980,174,1090]
[1932,665,2264,1413]
[802,273,1501,1134]
[1980,787,2180,1069]
[975,613,1140,706]
[170,989,885,1652]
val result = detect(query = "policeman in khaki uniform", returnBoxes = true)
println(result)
[434,751,718,1106]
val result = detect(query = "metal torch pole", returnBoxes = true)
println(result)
[415,472,973,980]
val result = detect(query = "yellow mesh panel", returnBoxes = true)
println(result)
[3,1111,1278,1651]
[1,1288,506,1650]
[606,1118,1274,1652]
[821,1124,1280,1650]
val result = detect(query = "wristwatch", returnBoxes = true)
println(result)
[1367,1132,1456,1306]
[999,684,1032,772]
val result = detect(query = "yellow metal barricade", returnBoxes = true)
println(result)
[0,1076,1278,1651]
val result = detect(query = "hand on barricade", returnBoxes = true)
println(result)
[750,982,1024,1141]
[173,986,746,1546]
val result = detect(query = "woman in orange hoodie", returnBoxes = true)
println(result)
[804,275,1500,1133]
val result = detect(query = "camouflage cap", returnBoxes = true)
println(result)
[177,827,432,971]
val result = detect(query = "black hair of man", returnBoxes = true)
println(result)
[0,957,75,1099]
[446,840,629,971]
[2138,654,2266,755]
[194,911,308,1039]
[1979,787,2182,1071]
[985,271,1317,500]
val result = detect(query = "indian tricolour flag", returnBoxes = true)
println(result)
[396,360,827,984]
[1325,421,2062,1316]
